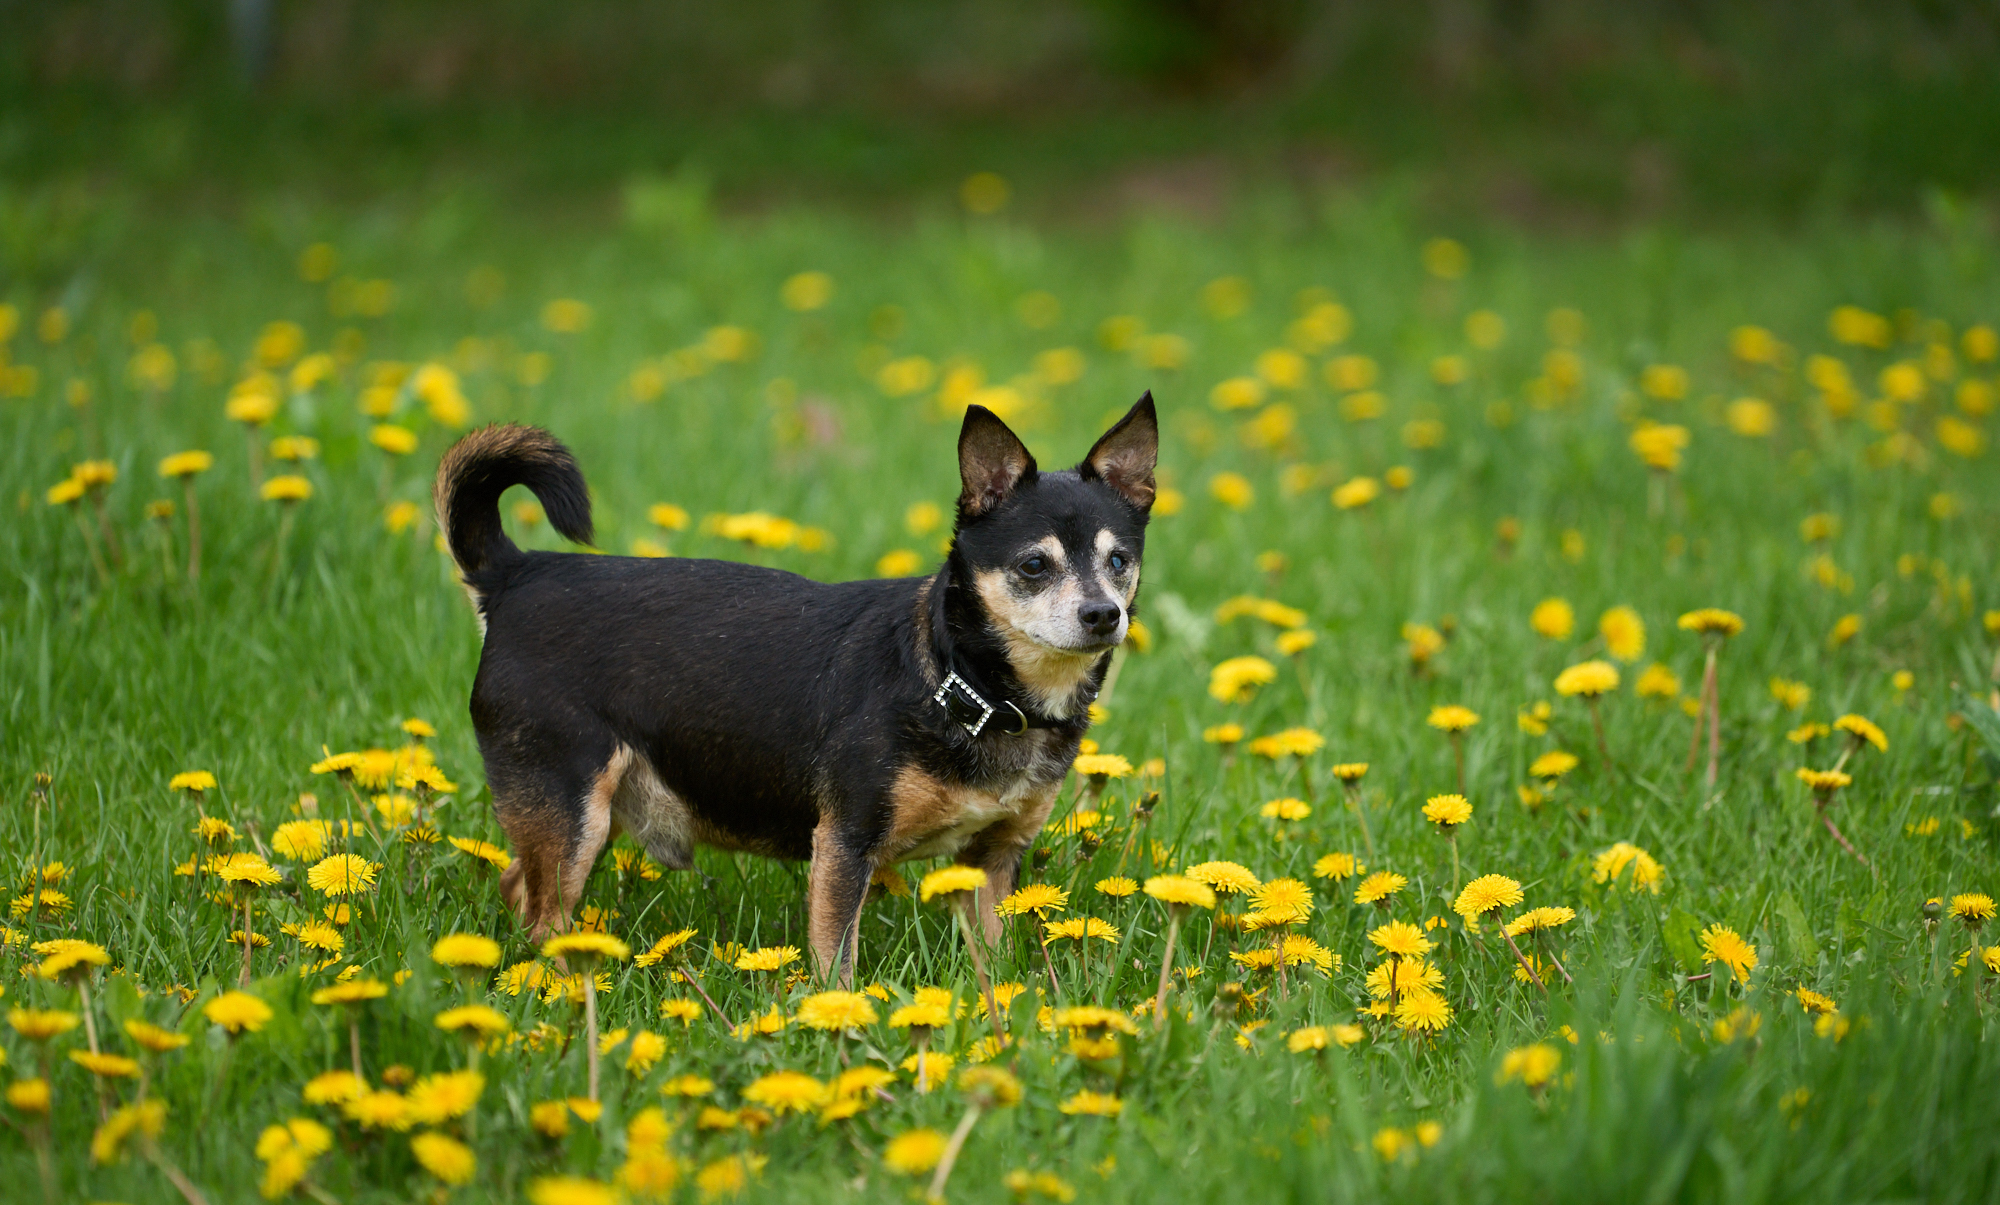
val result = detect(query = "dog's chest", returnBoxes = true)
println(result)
[882,751,1063,863]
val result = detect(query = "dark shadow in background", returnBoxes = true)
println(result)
[3,0,2000,221]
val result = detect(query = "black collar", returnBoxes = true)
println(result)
[932,655,1085,737]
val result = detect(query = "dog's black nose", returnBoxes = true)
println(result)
[1078,601,1122,637]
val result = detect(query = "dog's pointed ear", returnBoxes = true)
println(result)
[1078,392,1158,512]
[958,405,1038,519]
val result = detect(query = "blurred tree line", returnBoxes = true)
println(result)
[4,0,2000,216]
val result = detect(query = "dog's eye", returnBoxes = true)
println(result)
[1018,556,1048,578]
[1108,552,1127,572]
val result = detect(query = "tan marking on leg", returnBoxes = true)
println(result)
[494,786,579,938]
[557,747,625,918]
[808,819,870,987]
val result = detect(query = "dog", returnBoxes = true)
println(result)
[432,394,1157,982]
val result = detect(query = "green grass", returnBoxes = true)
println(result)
[3,179,2000,1203]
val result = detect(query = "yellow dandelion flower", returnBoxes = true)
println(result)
[1453,874,1524,918]
[732,945,800,972]
[634,928,699,967]
[1354,870,1407,905]
[1426,705,1479,732]
[1369,920,1433,958]
[1042,917,1120,945]
[997,883,1069,917]
[1599,606,1646,662]
[1699,923,1758,983]
[1260,797,1311,821]
[919,866,989,901]
[312,980,388,1007]
[1142,875,1216,910]
[1072,753,1133,778]
[1313,852,1361,880]
[1833,714,1888,752]
[1498,1044,1561,1088]
[306,854,379,896]
[1555,660,1619,697]
[738,1070,827,1116]
[1530,598,1574,640]
[1058,1090,1123,1117]
[1505,906,1576,936]
[542,932,631,963]
[1422,794,1472,828]
[795,992,878,1031]
[203,991,272,1034]
[1948,894,1996,928]
[1677,608,1744,638]
[431,933,502,968]
[1209,655,1279,703]
[411,1131,477,1185]
[404,1070,484,1125]
[527,1176,618,1205]
[1394,989,1453,1033]
[1186,860,1260,894]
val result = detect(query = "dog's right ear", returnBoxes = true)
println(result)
[957,405,1038,519]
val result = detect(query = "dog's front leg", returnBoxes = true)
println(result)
[958,782,1062,947]
[807,819,871,988]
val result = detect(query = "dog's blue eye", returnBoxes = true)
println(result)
[1019,556,1047,577]
[1108,552,1127,571]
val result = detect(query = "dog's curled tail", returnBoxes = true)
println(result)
[433,424,593,580]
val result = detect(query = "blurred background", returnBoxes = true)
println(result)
[7,0,2000,228]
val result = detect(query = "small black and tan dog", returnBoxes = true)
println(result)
[433,395,1156,981]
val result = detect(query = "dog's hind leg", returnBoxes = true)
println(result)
[807,819,871,988]
[491,743,626,940]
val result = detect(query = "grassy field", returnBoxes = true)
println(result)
[3,176,2000,1203]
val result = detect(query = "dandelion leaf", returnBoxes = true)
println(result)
[1661,908,1703,972]
[1774,892,1819,965]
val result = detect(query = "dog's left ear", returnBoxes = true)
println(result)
[1079,392,1158,512]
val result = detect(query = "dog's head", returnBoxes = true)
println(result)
[949,394,1157,678]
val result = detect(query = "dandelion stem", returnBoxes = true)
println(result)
[1038,921,1064,999]
[954,901,1002,1036]
[143,1137,211,1205]
[1500,923,1547,996]
[88,490,124,570]
[72,503,112,585]
[1273,929,1288,1000]
[1448,833,1460,896]
[914,1032,930,1095]
[1346,782,1375,860]
[1705,648,1722,787]
[1686,645,1716,773]
[1451,732,1465,796]
[245,426,265,492]
[30,1125,56,1204]
[583,972,601,1104]
[680,960,736,1033]
[1587,696,1614,770]
[1818,808,1868,865]
[183,477,202,582]
[350,1015,363,1081]
[927,1103,983,1203]
[240,894,256,986]
[78,979,101,1055]
[1152,912,1182,1031]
